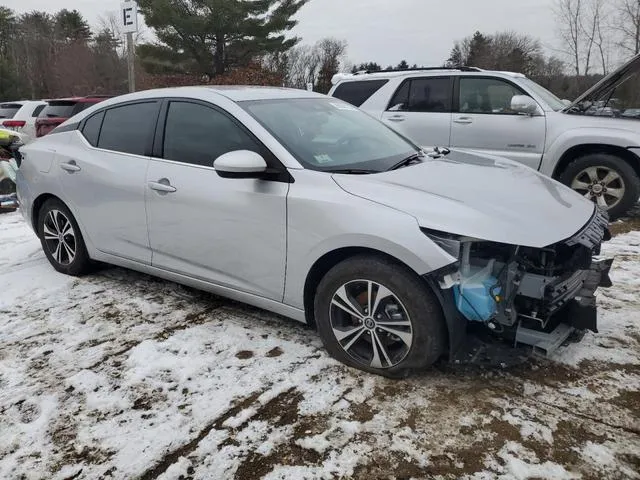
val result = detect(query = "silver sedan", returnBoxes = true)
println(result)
[17,87,612,377]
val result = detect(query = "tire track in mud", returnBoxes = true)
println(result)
[137,390,266,480]
[136,386,307,480]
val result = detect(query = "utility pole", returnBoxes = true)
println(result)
[121,1,138,93]
[127,32,135,93]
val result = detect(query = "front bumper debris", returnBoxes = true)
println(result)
[443,209,614,363]
[512,256,613,355]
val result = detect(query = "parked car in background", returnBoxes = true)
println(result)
[36,96,112,138]
[17,87,612,377]
[0,128,27,195]
[0,100,47,141]
[329,53,640,219]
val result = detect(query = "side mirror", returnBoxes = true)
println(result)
[213,150,267,179]
[511,95,539,115]
[561,99,572,107]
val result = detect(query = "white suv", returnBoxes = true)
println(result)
[0,100,47,141]
[329,56,640,219]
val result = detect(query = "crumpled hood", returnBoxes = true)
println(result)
[333,150,595,248]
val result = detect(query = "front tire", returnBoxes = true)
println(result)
[559,153,640,220]
[313,255,446,378]
[37,199,91,276]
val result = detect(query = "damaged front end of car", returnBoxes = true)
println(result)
[425,207,614,359]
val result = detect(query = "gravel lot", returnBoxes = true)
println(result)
[0,209,639,480]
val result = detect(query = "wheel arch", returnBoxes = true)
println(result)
[31,193,61,232]
[552,143,640,180]
[302,247,455,354]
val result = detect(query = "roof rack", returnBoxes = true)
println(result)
[353,66,483,75]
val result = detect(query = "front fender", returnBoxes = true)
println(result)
[282,171,457,309]
[541,127,640,176]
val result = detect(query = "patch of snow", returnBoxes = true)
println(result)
[1,212,639,480]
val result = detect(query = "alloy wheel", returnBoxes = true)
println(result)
[329,280,413,369]
[571,166,626,210]
[43,209,76,266]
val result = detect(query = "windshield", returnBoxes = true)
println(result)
[241,98,419,173]
[519,78,566,111]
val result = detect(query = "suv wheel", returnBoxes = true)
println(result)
[37,199,91,275]
[559,153,640,220]
[313,255,446,378]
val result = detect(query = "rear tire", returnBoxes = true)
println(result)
[558,153,640,220]
[37,199,91,276]
[313,255,446,378]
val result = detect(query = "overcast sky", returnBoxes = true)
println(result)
[3,0,559,66]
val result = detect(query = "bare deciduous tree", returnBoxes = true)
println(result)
[581,0,611,75]
[615,0,640,55]
[555,0,613,95]
[265,38,347,91]
[556,0,586,77]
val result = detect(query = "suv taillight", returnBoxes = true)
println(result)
[3,120,26,128]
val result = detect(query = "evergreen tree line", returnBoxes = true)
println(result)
[3,0,636,102]
[0,7,126,101]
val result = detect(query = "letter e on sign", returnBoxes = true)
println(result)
[121,1,138,33]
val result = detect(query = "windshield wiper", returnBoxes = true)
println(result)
[386,152,425,171]
[327,168,378,175]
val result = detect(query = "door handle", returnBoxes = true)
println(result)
[387,115,406,122]
[148,179,177,193]
[60,161,81,172]
[453,117,473,125]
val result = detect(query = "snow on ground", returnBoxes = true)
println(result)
[0,210,638,480]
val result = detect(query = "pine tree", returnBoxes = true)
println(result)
[55,9,91,42]
[137,0,309,76]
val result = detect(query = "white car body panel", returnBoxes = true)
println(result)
[329,65,640,216]
[1,100,47,141]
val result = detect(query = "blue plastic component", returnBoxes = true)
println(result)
[453,276,501,322]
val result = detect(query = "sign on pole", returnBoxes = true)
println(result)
[121,1,138,34]
[120,1,138,93]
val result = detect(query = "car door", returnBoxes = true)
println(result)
[56,101,160,264]
[145,99,289,301]
[450,76,546,170]
[380,77,453,149]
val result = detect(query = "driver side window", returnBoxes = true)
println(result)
[459,78,527,114]
[163,101,262,167]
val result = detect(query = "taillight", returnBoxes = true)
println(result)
[3,120,26,128]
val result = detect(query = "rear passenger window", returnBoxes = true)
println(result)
[332,80,388,107]
[162,101,262,167]
[81,111,104,146]
[98,102,158,155]
[388,78,452,112]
